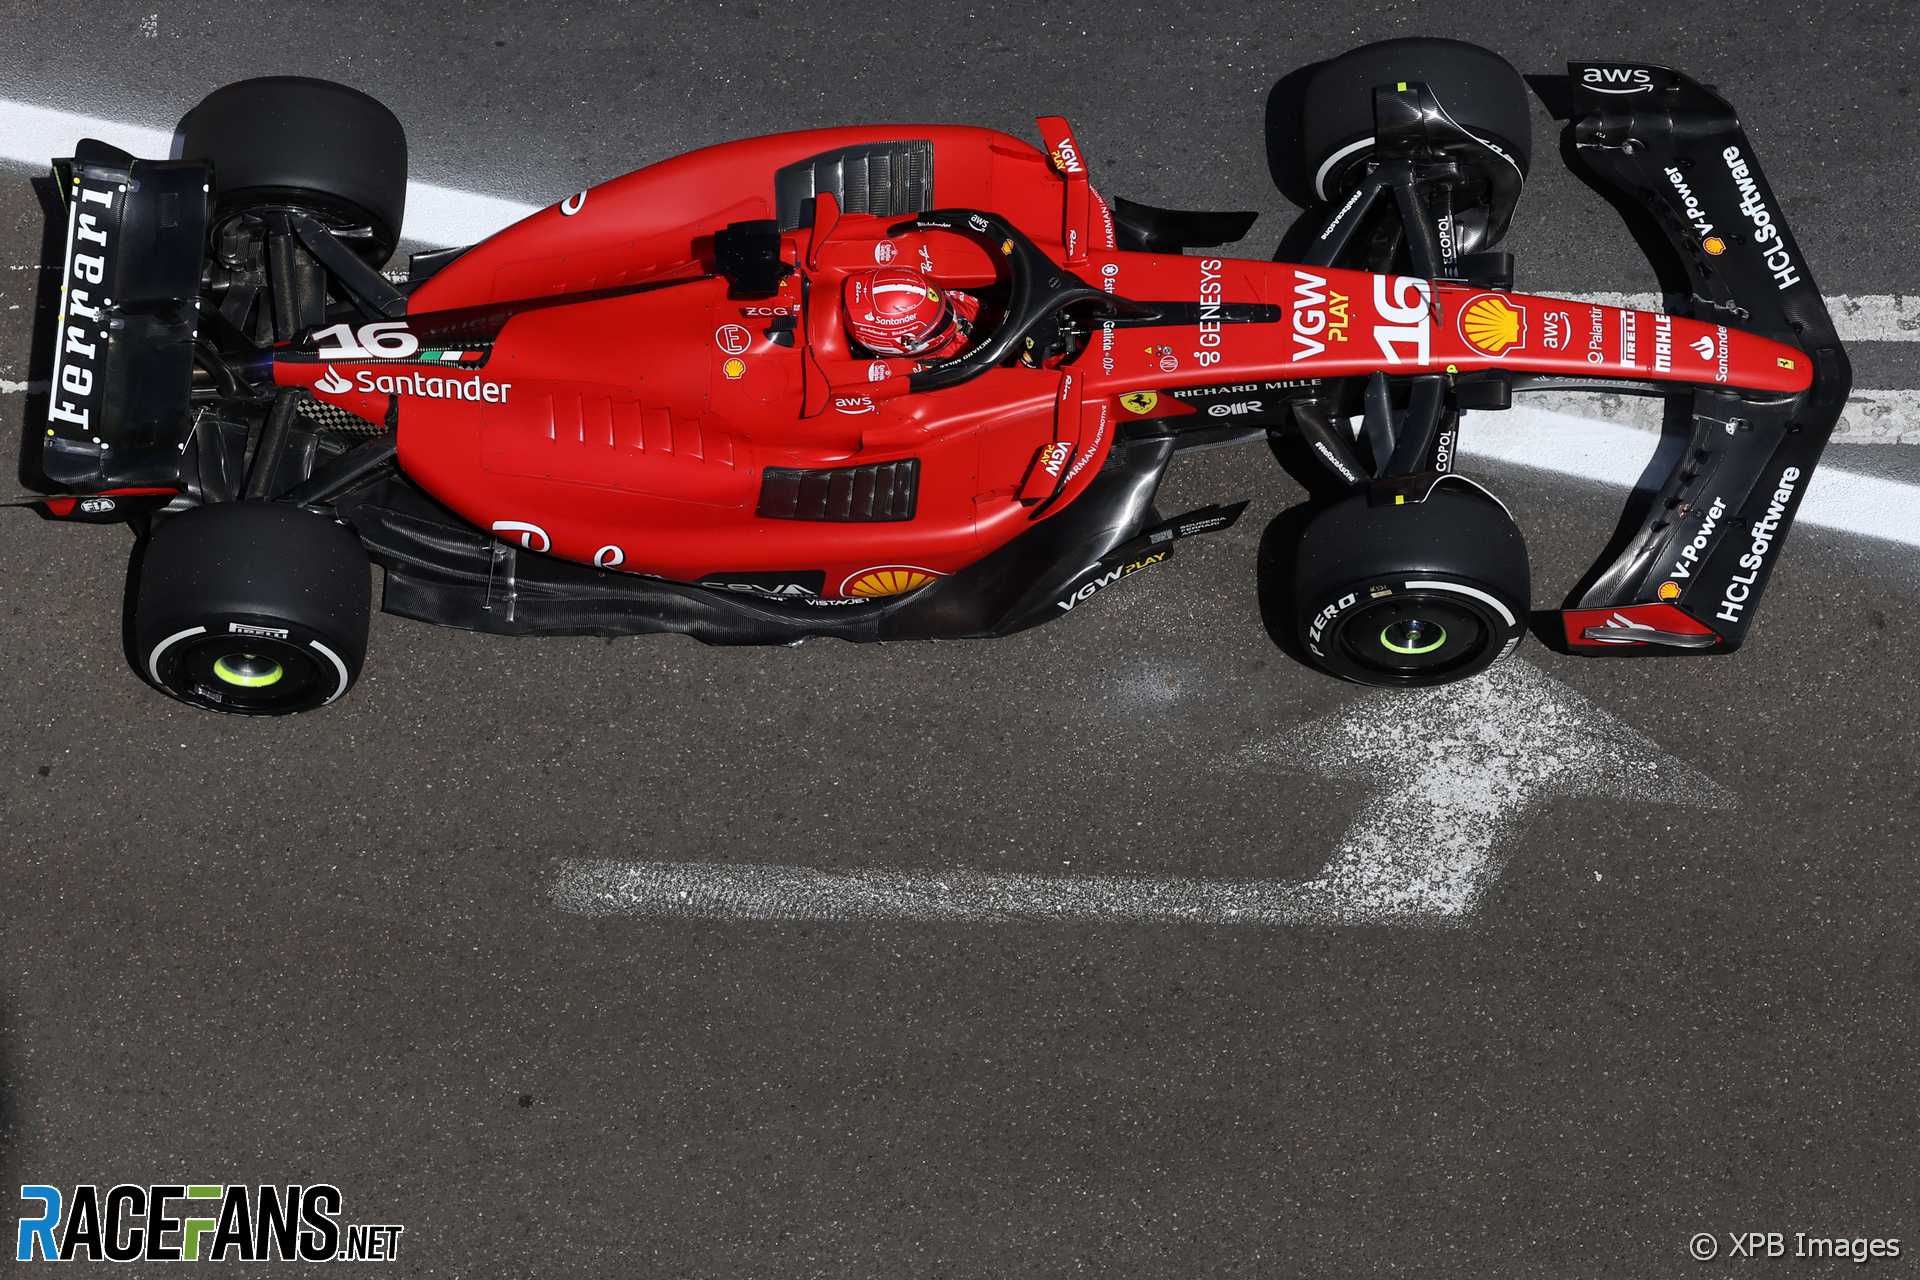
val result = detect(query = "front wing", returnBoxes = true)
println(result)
[1552,61,1850,653]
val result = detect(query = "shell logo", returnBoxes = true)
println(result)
[1657,580,1682,601]
[1458,294,1526,356]
[841,566,943,597]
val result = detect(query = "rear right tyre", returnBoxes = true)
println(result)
[131,502,371,715]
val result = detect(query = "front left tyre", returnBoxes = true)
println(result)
[1268,480,1530,687]
[131,502,371,715]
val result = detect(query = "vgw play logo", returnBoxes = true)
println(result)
[16,1183,404,1263]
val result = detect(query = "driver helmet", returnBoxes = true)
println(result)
[844,268,959,356]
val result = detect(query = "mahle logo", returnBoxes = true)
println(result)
[16,1183,403,1264]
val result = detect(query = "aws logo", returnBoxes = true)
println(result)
[1581,65,1655,94]
[1457,294,1526,356]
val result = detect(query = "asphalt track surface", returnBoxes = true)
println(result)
[1,2,1917,1275]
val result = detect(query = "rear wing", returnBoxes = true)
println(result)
[34,139,209,493]
[1552,61,1850,653]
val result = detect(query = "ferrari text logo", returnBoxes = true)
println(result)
[48,178,117,433]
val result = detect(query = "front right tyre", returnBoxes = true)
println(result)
[131,502,371,715]
[1298,37,1533,204]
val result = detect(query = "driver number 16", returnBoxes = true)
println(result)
[1372,276,1432,366]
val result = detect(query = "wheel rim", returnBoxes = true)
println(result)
[1328,592,1499,681]
[1378,618,1448,656]
[212,652,285,688]
[157,633,331,713]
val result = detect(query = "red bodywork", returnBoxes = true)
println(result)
[273,119,1812,599]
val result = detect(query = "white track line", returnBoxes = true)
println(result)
[1563,292,1918,345]
[1,97,173,167]
[5,94,1920,319]
[3,94,1918,463]
[1515,388,1920,445]
[1464,405,1920,547]
[0,96,539,247]
[552,660,1731,925]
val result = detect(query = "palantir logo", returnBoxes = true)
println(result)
[16,1183,403,1264]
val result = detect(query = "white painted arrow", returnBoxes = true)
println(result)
[551,661,1731,926]
[1239,659,1733,922]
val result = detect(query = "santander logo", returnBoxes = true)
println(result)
[314,365,352,395]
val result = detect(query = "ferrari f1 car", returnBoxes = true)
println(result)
[23,39,1847,713]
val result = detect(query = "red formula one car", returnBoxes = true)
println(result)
[23,39,1846,713]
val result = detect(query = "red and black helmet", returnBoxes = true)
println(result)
[843,268,958,356]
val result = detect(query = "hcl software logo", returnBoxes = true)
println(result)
[16,1183,403,1263]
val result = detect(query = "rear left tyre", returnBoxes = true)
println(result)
[178,76,408,263]
[131,502,371,715]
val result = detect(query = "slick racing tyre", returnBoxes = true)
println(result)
[1279,480,1529,687]
[179,76,408,262]
[131,502,371,715]
[1299,38,1532,206]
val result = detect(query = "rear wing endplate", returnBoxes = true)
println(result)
[34,139,209,493]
